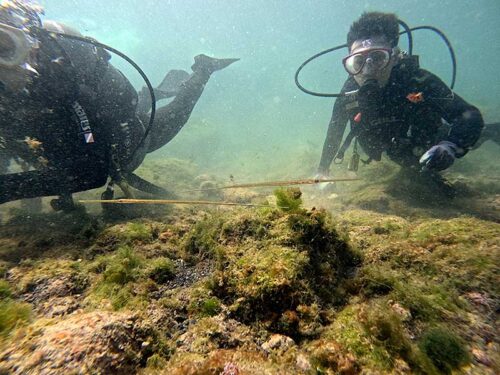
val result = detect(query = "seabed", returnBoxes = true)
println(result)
[0,156,498,374]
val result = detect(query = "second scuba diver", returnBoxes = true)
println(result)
[0,1,238,209]
[315,12,486,195]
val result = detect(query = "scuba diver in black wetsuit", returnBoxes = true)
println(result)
[312,12,485,194]
[0,1,238,210]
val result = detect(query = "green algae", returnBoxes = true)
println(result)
[183,286,223,318]
[324,304,393,370]
[0,281,32,338]
[360,300,439,374]
[0,280,11,299]
[194,297,222,317]
[8,259,89,298]
[147,257,175,283]
[392,280,462,322]
[85,246,149,310]
[97,222,155,248]
[0,188,497,374]
[193,208,360,330]
[324,209,498,373]
[322,301,438,374]
[102,246,144,285]
[419,326,470,373]
[306,339,359,374]
[220,211,271,243]
[349,264,397,298]
[344,211,499,315]
[145,353,168,370]
[0,299,32,338]
[217,244,309,321]
[182,214,225,260]
[274,187,303,212]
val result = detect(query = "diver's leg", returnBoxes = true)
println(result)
[472,122,500,149]
[386,145,420,170]
[0,158,8,174]
[16,160,44,212]
[386,144,456,198]
[145,55,238,153]
[144,71,208,153]
[136,70,191,115]
[0,168,108,204]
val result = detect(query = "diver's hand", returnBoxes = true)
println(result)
[314,172,334,191]
[419,141,462,171]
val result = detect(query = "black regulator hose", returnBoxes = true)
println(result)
[294,43,348,98]
[397,19,413,55]
[40,30,156,162]
[295,24,456,97]
[294,20,414,98]
[408,25,456,89]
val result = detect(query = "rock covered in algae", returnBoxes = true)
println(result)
[182,207,359,329]
[0,311,153,374]
[0,200,498,374]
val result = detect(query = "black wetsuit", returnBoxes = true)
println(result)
[0,30,212,204]
[318,57,484,173]
[0,29,144,203]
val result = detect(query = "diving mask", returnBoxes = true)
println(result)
[0,22,30,67]
[342,48,393,76]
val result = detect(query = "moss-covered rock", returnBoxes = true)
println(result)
[0,311,153,374]
[419,326,470,373]
[0,177,497,374]
[84,246,152,311]
[218,244,309,322]
[147,257,176,284]
[184,208,361,336]
[94,221,156,250]
[0,282,32,338]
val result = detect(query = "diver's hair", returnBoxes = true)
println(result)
[347,12,399,49]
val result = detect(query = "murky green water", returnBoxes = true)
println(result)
[0,3,499,373]
[41,0,500,178]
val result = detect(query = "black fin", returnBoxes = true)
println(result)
[191,54,239,74]
[125,172,177,199]
[157,69,190,95]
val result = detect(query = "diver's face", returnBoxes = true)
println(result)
[346,36,398,87]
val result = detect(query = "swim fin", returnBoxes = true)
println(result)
[136,69,190,114]
[191,54,239,74]
[156,69,190,98]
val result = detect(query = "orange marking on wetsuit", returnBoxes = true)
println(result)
[406,92,424,103]
[354,112,362,123]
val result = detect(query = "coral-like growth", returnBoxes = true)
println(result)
[274,187,303,212]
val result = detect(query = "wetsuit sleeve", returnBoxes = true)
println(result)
[419,70,484,155]
[318,89,349,174]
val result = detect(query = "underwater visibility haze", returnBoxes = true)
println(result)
[0,0,499,374]
[38,0,500,175]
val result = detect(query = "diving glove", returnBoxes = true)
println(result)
[419,141,463,171]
